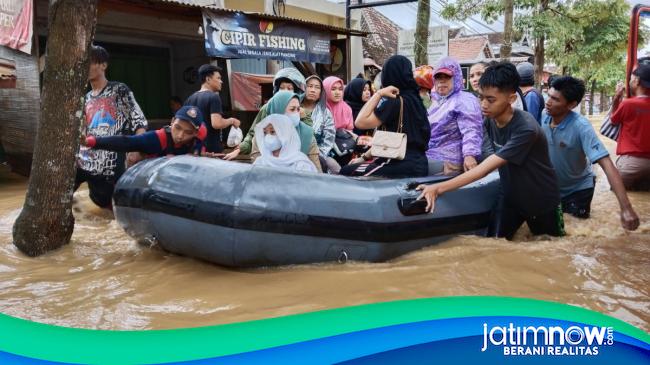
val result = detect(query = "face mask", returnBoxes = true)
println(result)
[287,113,300,127]
[264,133,282,152]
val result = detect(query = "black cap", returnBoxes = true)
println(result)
[174,106,203,129]
[633,64,650,88]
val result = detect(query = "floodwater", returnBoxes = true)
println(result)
[0,123,648,332]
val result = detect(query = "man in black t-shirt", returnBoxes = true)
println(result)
[418,62,564,240]
[76,45,148,209]
[184,64,240,154]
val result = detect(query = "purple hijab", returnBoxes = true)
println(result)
[426,57,483,165]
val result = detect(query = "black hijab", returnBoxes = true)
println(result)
[380,55,431,153]
[344,77,372,119]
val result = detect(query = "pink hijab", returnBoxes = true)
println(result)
[323,76,354,130]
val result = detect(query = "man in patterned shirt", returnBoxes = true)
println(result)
[75,45,147,209]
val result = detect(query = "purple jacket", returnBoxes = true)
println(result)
[426,57,483,165]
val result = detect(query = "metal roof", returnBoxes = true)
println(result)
[155,0,368,36]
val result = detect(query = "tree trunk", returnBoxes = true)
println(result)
[500,0,514,59]
[534,0,548,88]
[534,34,545,88]
[600,87,608,113]
[12,0,98,256]
[414,0,430,66]
[588,79,596,116]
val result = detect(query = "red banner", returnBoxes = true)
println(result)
[230,72,274,111]
[0,0,33,54]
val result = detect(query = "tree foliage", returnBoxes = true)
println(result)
[544,0,629,95]
[440,0,631,95]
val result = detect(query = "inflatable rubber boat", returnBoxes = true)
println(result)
[113,156,500,267]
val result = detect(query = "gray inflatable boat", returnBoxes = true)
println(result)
[113,156,500,267]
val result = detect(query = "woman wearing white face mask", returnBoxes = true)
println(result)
[249,91,322,171]
[253,114,317,173]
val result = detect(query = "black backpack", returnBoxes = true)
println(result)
[331,129,357,157]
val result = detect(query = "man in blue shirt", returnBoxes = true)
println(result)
[82,106,206,158]
[543,76,638,230]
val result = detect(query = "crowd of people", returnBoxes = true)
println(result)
[77,44,646,240]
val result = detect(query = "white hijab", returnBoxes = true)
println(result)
[253,114,317,173]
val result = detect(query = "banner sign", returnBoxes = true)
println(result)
[0,0,33,54]
[202,10,331,64]
[398,25,448,67]
[0,297,647,364]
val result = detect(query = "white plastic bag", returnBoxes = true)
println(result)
[227,127,243,147]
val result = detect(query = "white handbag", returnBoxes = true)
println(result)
[369,97,407,160]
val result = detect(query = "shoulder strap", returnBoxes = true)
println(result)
[155,128,169,151]
[398,96,404,133]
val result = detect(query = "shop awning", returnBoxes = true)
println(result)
[124,0,368,37]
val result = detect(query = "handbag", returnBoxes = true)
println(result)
[599,109,620,141]
[369,97,407,160]
[331,128,357,157]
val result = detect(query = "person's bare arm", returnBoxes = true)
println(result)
[416,154,507,212]
[126,128,148,167]
[223,147,240,160]
[211,113,241,130]
[611,82,625,114]
[597,156,640,230]
[354,86,399,130]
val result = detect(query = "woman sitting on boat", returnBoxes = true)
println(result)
[253,114,317,173]
[344,77,375,161]
[225,67,306,160]
[302,75,338,173]
[340,55,431,178]
[426,57,483,176]
[324,76,360,167]
[249,91,322,171]
[344,77,373,121]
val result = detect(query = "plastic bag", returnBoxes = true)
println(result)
[227,127,243,147]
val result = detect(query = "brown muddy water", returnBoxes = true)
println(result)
[0,124,648,332]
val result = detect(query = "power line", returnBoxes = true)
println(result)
[431,0,500,34]
[406,2,484,34]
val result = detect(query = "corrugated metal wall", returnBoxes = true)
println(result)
[0,46,40,175]
[229,58,267,75]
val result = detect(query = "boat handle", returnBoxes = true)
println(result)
[405,181,421,190]
[398,197,429,216]
[337,250,348,264]
[146,192,196,212]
